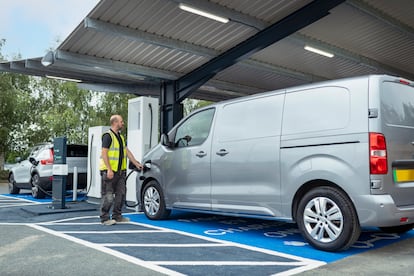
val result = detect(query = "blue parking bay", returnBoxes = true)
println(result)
[1,192,87,203]
[130,211,414,263]
[36,216,325,275]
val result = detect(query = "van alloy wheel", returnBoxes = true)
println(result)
[143,180,171,220]
[297,186,360,251]
[303,197,343,243]
[144,186,160,216]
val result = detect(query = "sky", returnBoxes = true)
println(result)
[0,0,100,60]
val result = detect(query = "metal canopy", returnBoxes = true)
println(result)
[161,0,344,132]
[1,0,414,130]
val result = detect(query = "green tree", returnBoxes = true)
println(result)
[32,78,95,144]
[0,74,15,169]
[0,40,35,167]
[183,98,212,116]
[94,92,137,131]
[0,77,34,162]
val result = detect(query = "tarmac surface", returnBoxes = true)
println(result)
[1,181,414,275]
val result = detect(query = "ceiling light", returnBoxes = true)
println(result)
[304,45,334,58]
[179,3,229,23]
[46,75,82,83]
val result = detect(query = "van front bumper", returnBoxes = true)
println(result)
[355,194,414,227]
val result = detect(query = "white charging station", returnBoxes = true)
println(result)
[86,97,159,205]
[87,126,110,199]
[126,97,159,203]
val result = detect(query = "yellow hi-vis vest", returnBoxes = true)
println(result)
[99,131,127,171]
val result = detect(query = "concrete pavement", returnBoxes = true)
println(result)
[1,181,414,275]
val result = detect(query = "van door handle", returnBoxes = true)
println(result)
[196,151,207,157]
[216,149,229,156]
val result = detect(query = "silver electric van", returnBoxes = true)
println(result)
[139,74,414,251]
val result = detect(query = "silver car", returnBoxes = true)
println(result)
[8,143,88,198]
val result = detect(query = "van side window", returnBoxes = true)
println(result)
[282,86,350,135]
[174,108,215,147]
[215,95,284,142]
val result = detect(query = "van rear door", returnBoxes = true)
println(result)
[379,78,414,207]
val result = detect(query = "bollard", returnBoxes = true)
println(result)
[73,166,78,201]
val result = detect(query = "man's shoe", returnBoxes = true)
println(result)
[115,217,130,223]
[102,219,117,226]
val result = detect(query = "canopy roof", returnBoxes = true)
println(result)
[1,0,414,102]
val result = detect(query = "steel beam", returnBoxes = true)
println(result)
[175,0,345,103]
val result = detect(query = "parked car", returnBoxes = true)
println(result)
[139,74,414,252]
[8,143,88,198]
[3,163,16,171]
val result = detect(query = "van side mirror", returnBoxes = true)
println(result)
[15,157,21,163]
[161,133,173,148]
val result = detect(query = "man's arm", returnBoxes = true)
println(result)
[101,147,114,179]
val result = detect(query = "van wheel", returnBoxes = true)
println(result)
[296,186,360,251]
[379,224,414,234]
[143,180,171,220]
[31,174,46,199]
[8,173,20,194]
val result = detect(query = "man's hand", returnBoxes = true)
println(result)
[106,169,114,179]
[135,162,144,170]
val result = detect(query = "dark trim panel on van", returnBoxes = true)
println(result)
[280,140,360,149]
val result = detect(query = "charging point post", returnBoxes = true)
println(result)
[52,136,68,209]
[126,97,159,207]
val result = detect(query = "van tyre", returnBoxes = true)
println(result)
[31,174,46,199]
[8,173,20,194]
[297,186,361,251]
[143,180,171,220]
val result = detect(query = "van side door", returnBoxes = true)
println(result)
[211,94,284,217]
[162,108,215,211]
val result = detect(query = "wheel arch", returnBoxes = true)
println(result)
[30,169,39,178]
[8,171,13,181]
[291,179,358,223]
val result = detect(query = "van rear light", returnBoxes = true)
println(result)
[40,149,54,165]
[369,132,388,174]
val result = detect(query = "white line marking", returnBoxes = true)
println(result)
[151,261,307,266]
[28,224,185,276]
[127,221,325,265]
[0,203,42,208]
[0,199,23,202]
[61,230,170,234]
[41,222,104,225]
[27,215,326,275]
[101,243,229,247]
[0,194,44,204]
[37,215,99,224]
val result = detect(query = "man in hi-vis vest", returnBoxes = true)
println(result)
[99,114,143,225]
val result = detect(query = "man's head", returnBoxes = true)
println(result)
[110,115,124,132]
